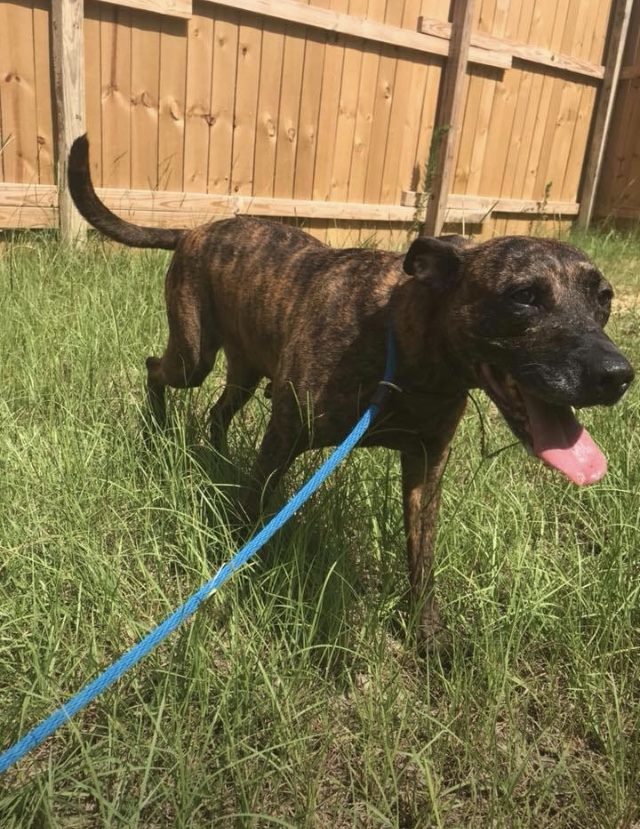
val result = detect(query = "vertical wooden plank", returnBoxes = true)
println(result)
[411,0,451,197]
[52,0,87,242]
[208,6,238,194]
[452,0,499,196]
[520,0,570,202]
[33,0,55,185]
[0,0,39,183]
[253,18,285,196]
[476,0,530,198]
[84,1,103,186]
[348,0,386,203]
[497,3,544,200]
[532,0,587,201]
[130,10,160,190]
[557,0,609,201]
[329,0,367,202]
[423,0,476,236]
[272,22,305,198]
[362,0,403,204]
[506,0,558,201]
[312,0,348,202]
[184,11,214,192]
[158,16,187,191]
[407,0,451,213]
[380,0,443,208]
[293,15,327,199]
[537,0,592,204]
[232,11,262,195]
[578,0,634,226]
[100,5,132,188]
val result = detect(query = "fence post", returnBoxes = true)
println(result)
[577,0,634,228]
[422,0,475,237]
[51,0,87,243]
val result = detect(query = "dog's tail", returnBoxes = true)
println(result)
[67,135,184,250]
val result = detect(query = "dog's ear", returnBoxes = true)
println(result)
[403,237,463,288]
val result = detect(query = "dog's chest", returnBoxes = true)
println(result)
[359,390,467,452]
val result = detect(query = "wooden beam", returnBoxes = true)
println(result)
[1,183,580,229]
[200,0,511,70]
[51,0,86,243]
[93,0,192,19]
[402,190,580,216]
[0,184,418,223]
[0,183,56,227]
[98,188,418,222]
[578,0,634,228]
[422,0,476,237]
[418,16,605,80]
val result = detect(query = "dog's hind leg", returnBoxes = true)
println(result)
[208,350,262,451]
[145,279,219,428]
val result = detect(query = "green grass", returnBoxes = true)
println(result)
[0,230,639,827]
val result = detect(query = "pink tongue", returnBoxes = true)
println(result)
[521,392,607,485]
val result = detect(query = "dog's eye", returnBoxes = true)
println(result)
[598,285,613,307]
[509,287,539,308]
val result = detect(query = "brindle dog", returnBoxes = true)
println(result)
[68,134,633,647]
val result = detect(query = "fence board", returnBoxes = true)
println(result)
[232,11,262,195]
[33,0,55,185]
[362,0,403,206]
[130,10,161,190]
[293,24,326,199]
[312,0,348,203]
[507,2,559,200]
[100,4,132,188]
[84,3,103,185]
[253,18,285,197]
[272,22,304,199]
[0,1,39,183]
[348,0,385,204]
[329,0,366,202]
[207,5,237,194]
[184,10,214,191]
[157,16,187,191]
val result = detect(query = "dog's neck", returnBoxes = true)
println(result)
[389,278,469,398]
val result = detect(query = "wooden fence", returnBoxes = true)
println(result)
[0,0,636,246]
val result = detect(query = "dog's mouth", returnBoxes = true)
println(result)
[479,363,607,485]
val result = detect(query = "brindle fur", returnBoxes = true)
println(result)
[68,135,634,647]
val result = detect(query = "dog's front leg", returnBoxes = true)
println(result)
[401,445,450,650]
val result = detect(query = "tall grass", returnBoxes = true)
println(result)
[0,231,639,827]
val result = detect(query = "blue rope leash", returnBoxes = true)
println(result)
[0,329,397,775]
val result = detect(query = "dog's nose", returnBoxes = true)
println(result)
[595,356,634,404]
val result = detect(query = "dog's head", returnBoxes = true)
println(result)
[403,235,634,485]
